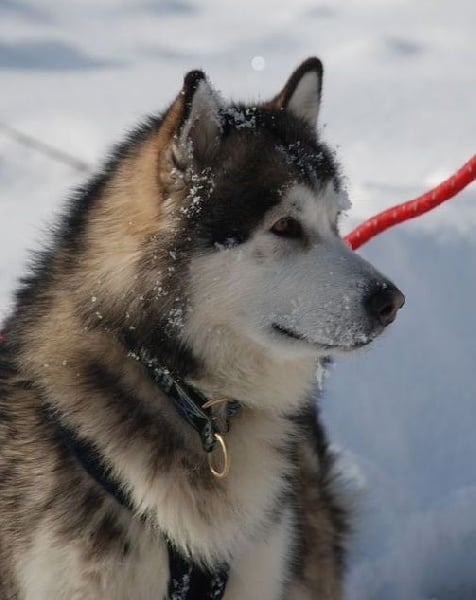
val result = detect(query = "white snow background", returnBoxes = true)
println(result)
[1,0,475,597]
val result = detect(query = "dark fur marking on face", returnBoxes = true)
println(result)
[178,105,338,249]
[220,105,338,185]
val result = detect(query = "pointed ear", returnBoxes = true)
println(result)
[270,57,323,129]
[172,70,222,169]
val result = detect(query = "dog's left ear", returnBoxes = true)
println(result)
[270,57,323,129]
[172,70,222,168]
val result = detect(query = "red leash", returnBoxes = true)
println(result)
[344,155,476,250]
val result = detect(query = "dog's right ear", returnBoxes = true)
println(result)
[268,57,323,130]
[168,70,222,170]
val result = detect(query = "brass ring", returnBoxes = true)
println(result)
[208,433,230,479]
[202,397,228,410]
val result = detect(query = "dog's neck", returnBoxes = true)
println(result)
[181,323,323,414]
[127,345,242,460]
[123,318,322,415]
[21,324,301,562]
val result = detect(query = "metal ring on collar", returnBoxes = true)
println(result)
[208,433,230,478]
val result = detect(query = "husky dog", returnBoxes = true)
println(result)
[0,58,404,599]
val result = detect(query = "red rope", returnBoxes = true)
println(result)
[344,155,476,250]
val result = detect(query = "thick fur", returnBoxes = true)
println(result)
[0,58,402,599]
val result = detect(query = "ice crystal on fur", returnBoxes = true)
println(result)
[180,168,214,220]
[167,306,184,329]
[214,238,238,251]
[224,106,257,129]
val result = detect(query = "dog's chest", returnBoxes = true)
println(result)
[17,416,298,599]
[145,412,296,564]
[18,507,295,600]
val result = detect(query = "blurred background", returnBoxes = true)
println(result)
[1,0,475,597]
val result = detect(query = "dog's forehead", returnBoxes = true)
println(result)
[283,182,351,224]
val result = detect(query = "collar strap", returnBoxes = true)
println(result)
[128,350,241,459]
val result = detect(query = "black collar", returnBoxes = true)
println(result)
[128,348,241,455]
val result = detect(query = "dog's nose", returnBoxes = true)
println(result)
[366,286,405,327]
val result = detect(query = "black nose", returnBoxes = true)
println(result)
[366,285,405,327]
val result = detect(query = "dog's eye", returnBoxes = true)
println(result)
[270,217,303,239]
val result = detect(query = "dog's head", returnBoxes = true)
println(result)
[156,58,404,363]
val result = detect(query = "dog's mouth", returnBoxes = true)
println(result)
[272,323,306,342]
[271,323,376,352]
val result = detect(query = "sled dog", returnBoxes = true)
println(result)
[0,57,404,599]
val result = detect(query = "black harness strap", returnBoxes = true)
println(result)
[44,406,230,600]
[168,545,229,600]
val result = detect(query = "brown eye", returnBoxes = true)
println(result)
[270,217,303,239]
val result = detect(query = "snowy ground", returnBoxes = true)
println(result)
[1,1,475,597]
